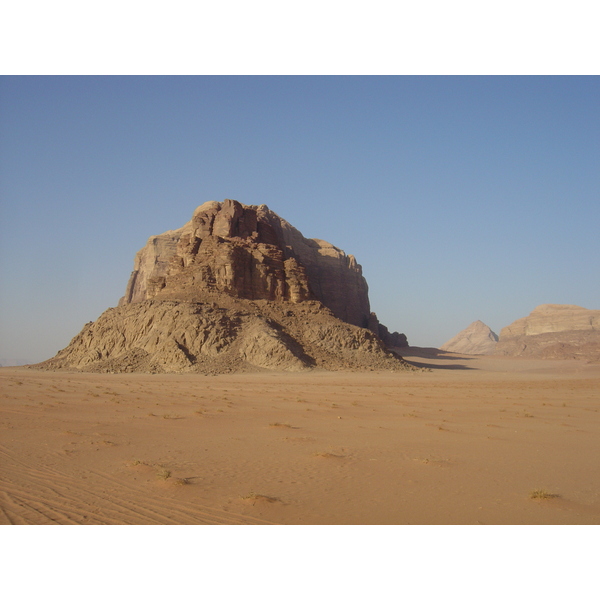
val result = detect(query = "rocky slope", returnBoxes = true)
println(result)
[37,200,411,374]
[440,320,498,355]
[38,295,413,374]
[494,304,600,361]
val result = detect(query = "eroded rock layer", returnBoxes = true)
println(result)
[494,304,600,361]
[120,199,372,329]
[498,304,600,338]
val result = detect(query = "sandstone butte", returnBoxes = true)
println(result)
[36,199,412,374]
[439,320,498,355]
[494,304,600,361]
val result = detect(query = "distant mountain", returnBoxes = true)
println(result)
[0,358,33,367]
[440,320,498,355]
[494,304,600,361]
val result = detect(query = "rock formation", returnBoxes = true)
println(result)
[367,313,408,349]
[37,200,411,374]
[120,199,371,327]
[119,199,406,346]
[494,304,600,361]
[440,320,498,355]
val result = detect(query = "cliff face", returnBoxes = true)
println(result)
[120,199,371,329]
[498,304,600,338]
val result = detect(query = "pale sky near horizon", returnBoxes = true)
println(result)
[1,75,599,362]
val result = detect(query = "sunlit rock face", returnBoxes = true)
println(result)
[498,304,600,338]
[120,199,371,329]
[494,304,600,361]
[440,320,498,355]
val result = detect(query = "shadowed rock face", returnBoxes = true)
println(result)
[495,304,600,361]
[440,320,498,355]
[120,199,372,329]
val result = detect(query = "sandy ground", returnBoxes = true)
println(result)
[1,349,599,525]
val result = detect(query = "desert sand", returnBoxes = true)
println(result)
[1,349,599,525]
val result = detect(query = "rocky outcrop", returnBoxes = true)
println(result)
[498,304,600,337]
[120,199,372,329]
[37,199,412,373]
[440,321,498,355]
[38,294,415,374]
[494,330,600,361]
[367,313,408,348]
[494,305,600,361]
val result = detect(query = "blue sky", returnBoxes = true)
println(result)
[1,76,599,362]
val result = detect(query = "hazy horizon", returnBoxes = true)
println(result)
[1,76,599,363]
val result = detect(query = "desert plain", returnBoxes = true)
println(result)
[1,348,599,525]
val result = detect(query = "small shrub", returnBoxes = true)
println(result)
[241,492,279,504]
[157,468,172,480]
[529,488,559,500]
